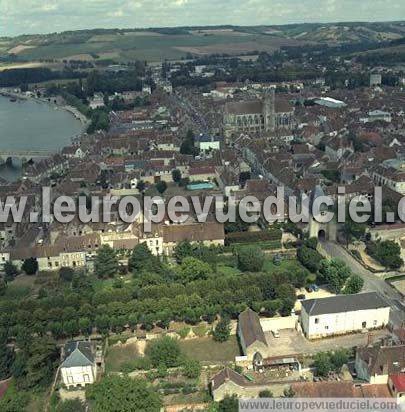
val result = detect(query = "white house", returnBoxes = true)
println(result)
[300,292,390,339]
[196,134,221,152]
[61,341,97,389]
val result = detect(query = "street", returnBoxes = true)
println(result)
[321,241,405,328]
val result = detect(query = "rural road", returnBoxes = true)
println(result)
[321,241,405,328]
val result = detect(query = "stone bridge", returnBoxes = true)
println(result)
[0,150,54,164]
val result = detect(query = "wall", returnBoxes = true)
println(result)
[213,381,294,401]
[303,307,390,339]
[61,364,96,388]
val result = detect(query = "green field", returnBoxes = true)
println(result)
[179,336,241,362]
[105,342,140,372]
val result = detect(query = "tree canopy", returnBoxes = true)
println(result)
[94,245,119,279]
[145,336,181,368]
[86,375,162,412]
[237,246,264,272]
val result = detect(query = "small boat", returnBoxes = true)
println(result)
[9,97,17,102]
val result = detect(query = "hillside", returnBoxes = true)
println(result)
[1,21,405,63]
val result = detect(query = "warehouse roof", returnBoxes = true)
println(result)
[301,292,389,316]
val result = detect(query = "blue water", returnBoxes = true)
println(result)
[187,183,215,190]
[0,96,83,181]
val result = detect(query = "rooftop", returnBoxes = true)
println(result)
[301,292,389,316]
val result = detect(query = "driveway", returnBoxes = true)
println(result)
[264,328,391,357]
[321,241,405,327]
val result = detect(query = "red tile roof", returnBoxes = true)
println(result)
[390,373,405,392]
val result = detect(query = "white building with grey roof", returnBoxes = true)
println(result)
[60,341,98,389]
[300,292,390,339]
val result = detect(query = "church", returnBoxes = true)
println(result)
[223,89,295,139]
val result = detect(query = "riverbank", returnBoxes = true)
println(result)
[0,89,90,127]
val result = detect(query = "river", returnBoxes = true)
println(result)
[0,95,84,181]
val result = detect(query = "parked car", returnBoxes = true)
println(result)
[305,286,314,293]
[272,329,280,338]
[297,294,306,300]
[310,284,319,292]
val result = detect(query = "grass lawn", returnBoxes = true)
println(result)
[263,258,304,273]
[179,336,241,362]
[164,391,209,406]
[217,264,241,277]
[105,343,140,372]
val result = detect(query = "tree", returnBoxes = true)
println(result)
[21,258,38,275]
[318,259,351,293]
[218,395,239,412]
[297,246,322,273]
[129,243,161,274]
[172,169,182,183]
[343,274,364,294]
[145,336,181,368]
[237,246,264,272]
[366,240,403,269]
[313,352,333,377]
[4,261,18,282]
[259,389,273,398]
[330,349,349,370]
[94,245,119,279]
[155,180,167,194]
[283,387,295,398]
[0,280,6,296]
[181,358,201,379]
[86,375,162,412]
[57,399,86,412]
[59,267,74,282]
[343,220,366,245]
[304,237,318,250]
[180,129,197,155]
[212,317,231,342]
[0,332,14,380]
[178,257,213,283]
[173,240,194,263]
[0,382,30,412]
[13,336,59,390]
[314,350,349,377]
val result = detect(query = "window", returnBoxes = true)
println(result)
[315,318,319,324]
[325,325,329,330]
[373,320,378,326]
[362,321,367,328]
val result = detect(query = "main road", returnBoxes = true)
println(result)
[321,241,405,328]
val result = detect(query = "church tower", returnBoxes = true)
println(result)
[263,88,275,132]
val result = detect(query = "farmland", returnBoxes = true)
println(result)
[3,30,308,62]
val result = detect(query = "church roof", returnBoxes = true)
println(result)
[225,100,263,115]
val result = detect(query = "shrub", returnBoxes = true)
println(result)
[177,327,191,339]
[145,336,181,368]
[237,246,265,272]
[226,228,282,245]
[212,317,231,342]
[181,358,202,379]
[192,324,207,337]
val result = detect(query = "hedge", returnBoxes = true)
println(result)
[225,229,282,245]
